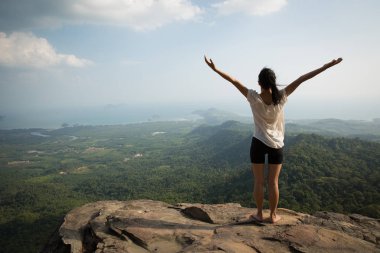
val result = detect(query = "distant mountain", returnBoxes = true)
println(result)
[187,121,252,167]
[189,120,250,137]
[192,108,380,141]
[287,118,380,142]
[192,108,251,125]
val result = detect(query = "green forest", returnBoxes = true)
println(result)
[0,120,379,253]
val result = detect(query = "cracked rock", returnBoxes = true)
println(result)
[41,200,380,253]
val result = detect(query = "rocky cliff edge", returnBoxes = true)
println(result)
[41,199,380,253]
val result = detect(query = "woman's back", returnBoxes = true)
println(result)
[247,89,287,148]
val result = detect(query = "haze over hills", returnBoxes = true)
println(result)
[183,108,380,142]
[0,105,202,130]
[1,105,379,134]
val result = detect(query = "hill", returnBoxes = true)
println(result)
[191,108,380,141]
[286,118,380,141]
[0,120,379,252]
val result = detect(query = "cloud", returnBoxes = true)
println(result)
[0,32,92,68]
[71,0,203,30]
[0,0,202,31]
[213,0,287,16]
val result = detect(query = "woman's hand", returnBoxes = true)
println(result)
[204,55,216,70]
[324,58,343,68]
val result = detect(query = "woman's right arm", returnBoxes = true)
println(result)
[285,58,343,97]
[204,55,248,97]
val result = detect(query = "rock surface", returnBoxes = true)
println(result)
[41,199,380,253]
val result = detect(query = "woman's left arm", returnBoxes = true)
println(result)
[285,58,343,97]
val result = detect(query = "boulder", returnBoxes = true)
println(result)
[41,199,380,253]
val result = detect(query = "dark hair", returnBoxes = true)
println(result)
[258,67,281,105]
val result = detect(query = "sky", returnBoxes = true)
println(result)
[0,0,379,128]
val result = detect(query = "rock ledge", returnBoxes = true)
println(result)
[41,199,380,253]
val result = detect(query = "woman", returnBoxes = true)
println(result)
[204,56,342,223]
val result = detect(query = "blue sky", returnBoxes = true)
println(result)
[0,0,379,126]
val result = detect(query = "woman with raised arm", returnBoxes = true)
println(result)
[204,56,342,223]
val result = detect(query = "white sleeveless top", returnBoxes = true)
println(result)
[246,89,287,148]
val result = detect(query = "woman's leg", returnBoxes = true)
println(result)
[251,163,265,221]
[268,163,282,223]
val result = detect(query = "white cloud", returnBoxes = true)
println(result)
[0,32,92,68]
[71,0,202,30]
[213,0,287,16]
[0,0,202,31]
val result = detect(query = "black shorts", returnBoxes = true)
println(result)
[250,137,283,164]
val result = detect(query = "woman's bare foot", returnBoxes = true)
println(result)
[250,214,263,222]
[269,214,282,223]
